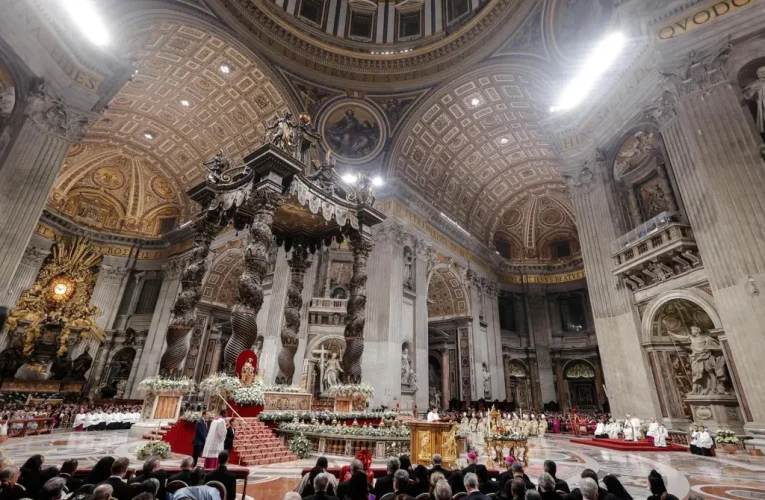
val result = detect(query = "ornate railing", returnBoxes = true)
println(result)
[275,428,409,458]
[612,212,702,291]
[308,298,348,326]
[3,418,56,438]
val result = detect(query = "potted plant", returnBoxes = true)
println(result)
[714,429,740,454]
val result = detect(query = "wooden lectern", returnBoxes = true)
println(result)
[409,421,459,468]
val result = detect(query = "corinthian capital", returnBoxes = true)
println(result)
[561,162,601,196]
[660,41,731,96]
[100,264,131,282]
[644,91,678,129]
[21,246,49,267]
[162,258,187,280]
[26,79,95,142]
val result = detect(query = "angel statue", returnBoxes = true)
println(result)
[266,112,298,152]
[203,150,230,184]
[307,150,337,194]
[744,66,765,135]
[356,172,375,206]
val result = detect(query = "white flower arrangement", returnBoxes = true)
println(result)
[138,376,195,393]
[231,379,306,406]
[258,410,397,422]
[136,441,171,460]
[326,383,375,398]
[181,411,203,422]
[199,373,242,395]
[277,421,410,438]
[485,431,528,441]
[288,433,312,459]
[714,429,740,445]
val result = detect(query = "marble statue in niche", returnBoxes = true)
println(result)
[401,346,412,386]
[482,362,491,399]
[668,326,730,395]
[252,336,263,359]
[403,246,414,290]
[323,351,343,391]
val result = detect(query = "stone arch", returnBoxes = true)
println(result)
[640,288,722,344]
[305,333,346,356]
[0,62,16,133]
[426,264,470,319]
[202,247,244,308]
[562,359,596,378]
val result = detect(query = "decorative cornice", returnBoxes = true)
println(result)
[26,79,95,142]
[660,40,732,96]
[99,264,131,281]
[162,258,188,280]
[21,247,49,267]
[40,210,172,249]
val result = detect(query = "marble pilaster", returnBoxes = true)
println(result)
[413,240,429,410]
[488,286,506,401]
[129,258,184,399]
[4,246,48,309]
[0,84,94,304]
[90,264,131,331]
[526,293,556,404]
[651,49,765,431]
[439,348,450,405]
[562,162,663,418]
[124,335,147,397]
[261,246,290,384]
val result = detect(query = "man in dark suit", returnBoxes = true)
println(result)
[543,460,570,493]
[336,459,365,500]
[303,472,339,500]
[98,457,133,500]
[428,454,450,479]
[203,451,236,500]
[392,470,410,497]
[168,457,194,485]
[371,456,399,499]
[58,459,82,493]
[129,456,167,500]
[464,472,490,500]
[565,470,617,500]
[192,411,209,467]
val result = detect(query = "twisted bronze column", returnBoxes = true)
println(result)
[224,189,284,369]
[159,218,219,374]
[342,234,374,383]
[275,245,310,384]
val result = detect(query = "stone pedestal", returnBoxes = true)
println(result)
[686,394,744,434]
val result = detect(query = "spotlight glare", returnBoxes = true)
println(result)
[59,0,110,46]
[372,176,384,186]
[180,99,190,107]
[551,32,626,113]
[219,64,231,74]
[471,98,480,106]
[342,173,357,184]
[144,132,154,140]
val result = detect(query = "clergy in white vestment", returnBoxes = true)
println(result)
[689,425,699,454]
[202,411,228,468]
[427,407,440,422]
[654,422,668,447]
[73,413,87,431]
[697,427,714,456]
[646,419,659,444]
[623,414,640,442]
[594,421,606,438]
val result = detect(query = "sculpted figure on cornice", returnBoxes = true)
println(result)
[645,91,679,130]
[27,79,93,143]
[743,65,765,135]
[660,42,731,97]
[203,150,231,185]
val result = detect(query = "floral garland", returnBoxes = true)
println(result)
[288,433,312,459]
[199,373,242,395]
[326,383,374,398]
[136,441,171,460]
[138,376,195,394]
[231,380,305,406]
[485,431,528,441]
[714,429,740,444]
[181,411,203,422]
[258,410,398,422]
[278,421,410,438]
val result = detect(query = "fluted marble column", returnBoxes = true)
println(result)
[650,48,765,432]
[439,348,450,404]
[90,264,131,331]
[129,258,184,398]
[413,239,429,410]
[562,161,662,418]
[124,335,147,396]
[503,356,513,404]
[488,285,506,401]
[0,83,94,303]
[4,246,48,309]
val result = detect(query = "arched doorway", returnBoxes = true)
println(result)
[306,336,346,398]
[563,360,597,411]
[504,358,531,411]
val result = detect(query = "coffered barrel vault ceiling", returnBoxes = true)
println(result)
[388,67,577,260]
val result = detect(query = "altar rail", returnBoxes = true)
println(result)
[276,428,409,458]
[2,418,55,437]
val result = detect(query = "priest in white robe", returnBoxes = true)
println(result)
[654,422,668,448]
[203,410,228,468]
[623,414,640,442]
[646,419,659,445]
[594,420,606,438]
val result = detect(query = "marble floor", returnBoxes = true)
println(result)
[3,432,764,500]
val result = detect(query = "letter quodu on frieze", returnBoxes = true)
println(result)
[655,0,761,41]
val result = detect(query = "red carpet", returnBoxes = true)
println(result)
[569,437,687,452]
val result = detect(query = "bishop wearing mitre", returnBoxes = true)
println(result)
[202,410,228,468]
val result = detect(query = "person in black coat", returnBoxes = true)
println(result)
[336,468,368,500]
[18,455,44,499]
[543,461,570,494]
[372,456,399,499]
[408,465,430,497]
[303,473,339,500]
[476,466,499,496]
[224,418,235,452]
[98,458,134,500]
[129,457,167,500]
[168,457,194,485]
[564,470,618,500]
[85,457,115,485]
[192,411,209,467]
[59,459,82,493]
[0,467,25,500]
[204,451,237,500]
[428,455,450,480]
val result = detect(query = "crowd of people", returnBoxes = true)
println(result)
[0,451,238,500]
[0,403,141,431]
[288,453,701,500]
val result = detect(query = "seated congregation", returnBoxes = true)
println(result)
[0,451,239,500]
[287,453,696,500]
